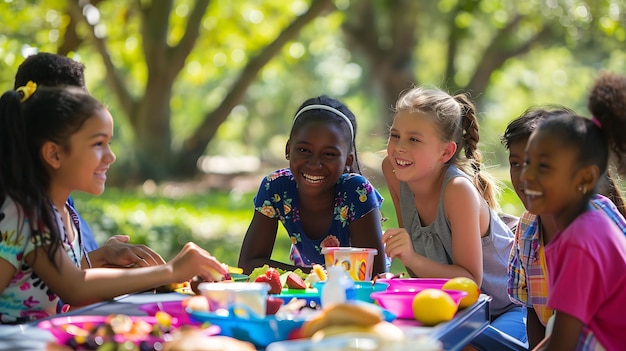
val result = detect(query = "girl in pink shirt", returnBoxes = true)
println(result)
[522,72,626,351]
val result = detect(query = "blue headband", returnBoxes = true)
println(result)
[293,104,354,142]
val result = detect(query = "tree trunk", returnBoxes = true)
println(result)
[342,0,419,129]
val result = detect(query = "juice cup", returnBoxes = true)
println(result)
[321,247,378,281]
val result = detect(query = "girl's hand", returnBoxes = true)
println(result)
[98,235,166,267]
[382,228,415,262]
[168,242,229,283]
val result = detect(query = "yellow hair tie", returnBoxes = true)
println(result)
[16,81,37,103]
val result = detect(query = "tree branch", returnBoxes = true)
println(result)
[168,0,211,79]
[466,14,552,97]
[180,0,335,160]
[68,0,137,120]
[59,0,106,55]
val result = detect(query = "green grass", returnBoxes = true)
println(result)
[72,172,524,275]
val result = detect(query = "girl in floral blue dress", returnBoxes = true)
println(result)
[238,96,386,275]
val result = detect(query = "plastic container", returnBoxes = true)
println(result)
[198,282,269,317]
[321,247,378,281]
[314,280,389,303]
[370,289,468,319]
[320,266,356,307]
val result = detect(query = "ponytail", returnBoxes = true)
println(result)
[0,90,31,200]
[454,93,501,212]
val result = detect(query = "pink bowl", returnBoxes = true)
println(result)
[370,289,468,319]
[38,315,220,345]
[376,278,449,291]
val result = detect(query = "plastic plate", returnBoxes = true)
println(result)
[139,300,193,324]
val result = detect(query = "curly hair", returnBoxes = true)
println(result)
[14,52,86,90]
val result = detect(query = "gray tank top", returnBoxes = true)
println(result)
[399,165,515,316]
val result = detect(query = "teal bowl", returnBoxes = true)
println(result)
[313,281,389,303]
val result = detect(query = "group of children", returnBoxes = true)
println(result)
[1,52,625,351]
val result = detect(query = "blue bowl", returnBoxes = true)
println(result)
[313,280,389,303]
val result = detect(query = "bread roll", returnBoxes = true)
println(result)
[163,327,255,351]
[301,303,384,337]
[310,321,405,343]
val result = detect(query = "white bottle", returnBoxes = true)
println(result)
[321,266,356,308]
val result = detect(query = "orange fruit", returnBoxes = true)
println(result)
[442,277,480,308]
[412,288,458,326]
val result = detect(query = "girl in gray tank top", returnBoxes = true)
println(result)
[399,166,515,316]
[381,87,527,350]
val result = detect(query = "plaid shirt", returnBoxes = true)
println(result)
[508,195,625,350]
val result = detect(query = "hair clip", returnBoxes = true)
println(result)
[16,81,37,103]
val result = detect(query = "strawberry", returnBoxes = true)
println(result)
[254,267,282,294]
[285,272,307,290]
[265,296,284,315]
[265,267,283,294]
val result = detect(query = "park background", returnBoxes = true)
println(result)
[1,0,625,272]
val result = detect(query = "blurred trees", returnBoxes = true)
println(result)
[342,0,626,126]
[69,0,334,180]
[1,0,625,183]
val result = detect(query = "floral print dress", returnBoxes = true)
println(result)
[0,197,84,324]
[254,168,383,267]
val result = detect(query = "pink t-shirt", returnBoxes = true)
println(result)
[546,209,626,350]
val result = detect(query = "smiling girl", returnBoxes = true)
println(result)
[381,87,525,349]
[238,95,386,275]
[0,84,228,324]
[524,72,626,350]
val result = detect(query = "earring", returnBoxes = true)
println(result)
[344,166,351,173]
[577,185,587,194]
[286,154,290,160]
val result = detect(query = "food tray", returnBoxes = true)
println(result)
[188,306,309,348]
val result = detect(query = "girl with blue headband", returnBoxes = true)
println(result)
[238,95,386,275]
